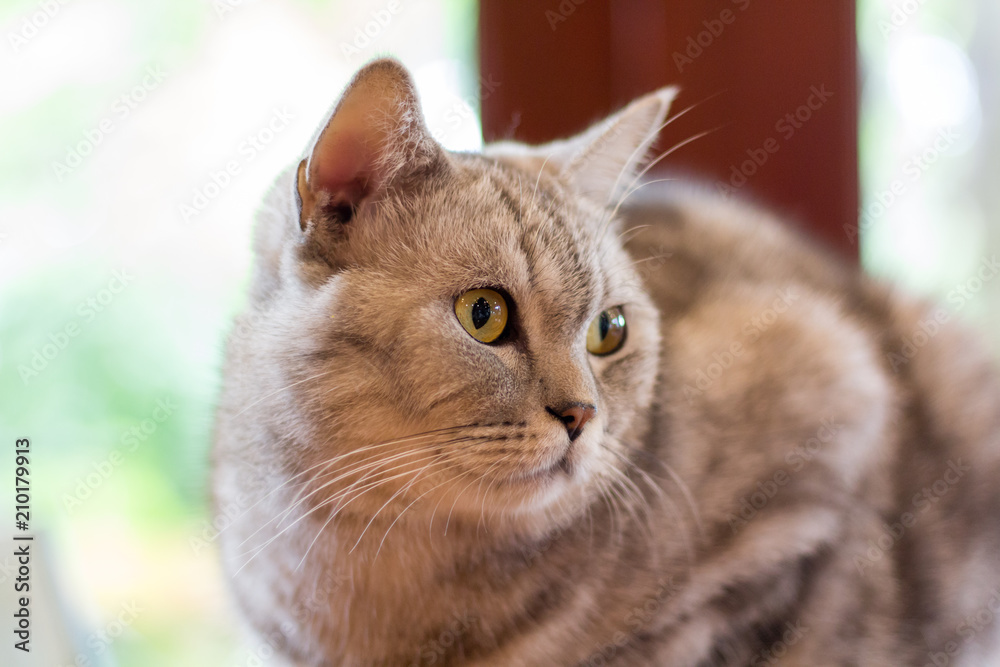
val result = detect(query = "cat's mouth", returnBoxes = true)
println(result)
[511,452,573,484]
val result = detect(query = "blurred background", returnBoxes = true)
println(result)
[0,0,996,664]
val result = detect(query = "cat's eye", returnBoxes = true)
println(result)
[586,306,627,356]
[455,288,509,344]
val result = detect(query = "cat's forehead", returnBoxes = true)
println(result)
[443,153,603,246]
[418,153,622,327]
[358,152,636,330]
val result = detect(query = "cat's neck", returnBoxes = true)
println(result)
[279,500,609,663]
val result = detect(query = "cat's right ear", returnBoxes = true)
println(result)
[296,59,443,233]
[486,87,677,207]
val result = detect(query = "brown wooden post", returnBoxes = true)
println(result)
[479,1,858,260]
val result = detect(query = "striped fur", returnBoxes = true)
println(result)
[212,60,1000,666]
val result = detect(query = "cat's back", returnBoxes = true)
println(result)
[619,182,1000,480]
[622,182,1000,661]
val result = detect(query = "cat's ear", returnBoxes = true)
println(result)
[487,87,677,206]
[560,87,677,204]
[296,59,443,232]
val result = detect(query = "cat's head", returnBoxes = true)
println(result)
[249,59,675,532]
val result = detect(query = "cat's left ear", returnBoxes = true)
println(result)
[488,87,677,206]
[296,59,443,232]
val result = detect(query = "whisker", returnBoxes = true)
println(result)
[631,449,705,542]
[232,370,333,419]
[444,459,507,535]
[632,460,695,569]
[375,458,493,561]
[287,434,490,518]
[240,454,449,576]
[347,452,453,554]
[477,452,518,535]
[603,90,728,210]
[291,460,446,573]
[273,446,451,532]
[236,457,429,570]
[600,476,626,541]
[236,443,473,572]
[603,455,658,547]
[604,126,723,233]
[615,224,652,244]
[239,449,434,549]
[426,459,495,538]
[223,423,480,537]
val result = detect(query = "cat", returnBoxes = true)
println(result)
[212,58,1000,666]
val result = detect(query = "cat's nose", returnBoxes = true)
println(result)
[546,403,597,441]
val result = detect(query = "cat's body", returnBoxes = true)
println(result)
[213,60,1000,666]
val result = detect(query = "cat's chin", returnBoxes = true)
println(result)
[432,464,583,529]
[489,431,615,516]
[492,462,604,522]
[511,449,573,484]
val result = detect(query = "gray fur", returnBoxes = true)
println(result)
[213,59,1000,666]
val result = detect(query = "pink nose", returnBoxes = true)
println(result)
[546,403,597,441]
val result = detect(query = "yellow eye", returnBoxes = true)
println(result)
[587,306,627,356]
[455,288,508,344]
